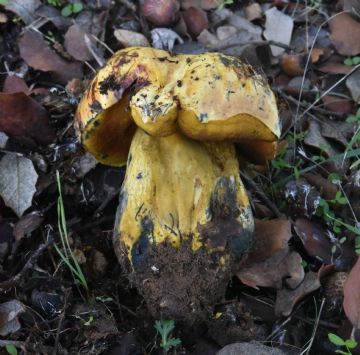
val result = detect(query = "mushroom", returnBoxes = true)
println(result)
[76,47,280,322]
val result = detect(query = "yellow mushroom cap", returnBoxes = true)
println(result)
[75,47,280,166]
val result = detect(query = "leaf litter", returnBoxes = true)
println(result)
[0,0,359,353]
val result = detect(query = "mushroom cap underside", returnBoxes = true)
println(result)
[76,47,280,166]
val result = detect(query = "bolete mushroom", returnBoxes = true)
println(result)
[76,47,280,322]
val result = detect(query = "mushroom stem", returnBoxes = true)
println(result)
[114,128,254,267]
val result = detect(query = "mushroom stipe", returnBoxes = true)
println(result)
[76,47,280,322]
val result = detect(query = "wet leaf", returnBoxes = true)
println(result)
[343,257,360,328]
[0,92,54,145]
[5,0,41,25]
[18,29,83,84]
[263,7,294,56]
[329,13,360,56]
[0,300,26,336]
[114,29,150,48]
[0,154,38,217]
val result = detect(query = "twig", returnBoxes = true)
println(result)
[13,234,54,282]
[240,172,282,218]
[52,290,69,355]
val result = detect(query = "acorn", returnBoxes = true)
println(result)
[139,0,180,27]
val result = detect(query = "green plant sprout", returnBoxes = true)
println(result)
[61,2,83,16]
[344,57,360,66]
[5,345,17,355]
[155,319,181,353]
[55,171,89,297]
[328,333,357,354]
[217,0,234,11]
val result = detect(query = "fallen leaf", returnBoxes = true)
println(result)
[181,0,221,10]
[5,0,41,25]
[227,14,262,39]
[244,3,262,21]
[275,270,321,316]
[294,218,333,263]
[0,154,38,217]
[343,257,360,328]
[0,92,55,145]
[283,179,321,218]
[237,219,304,289]
[346,68,360,103]
[263,7,294,56]
[2,75,30,94]
[183,6,209,38]
[18,29,83,84]
[13,211,44,242]
[329,13,360,56]
[0,300,26,336]
[317,62,352,75]
[304,174,338,200]
[114,29,150,48]
[64,25,93,61]
[151,28,183,51]
[36,4,72,30]
[321,95,355,115]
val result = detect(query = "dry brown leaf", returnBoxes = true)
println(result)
[244,3,262,21]
[181,0,221,10]
[5,0,41,25]
[18,29,82,84]
[183,6,209,38]
[275,270,321,316]
[114,29,150,48]
[0,92,54,145]
[343,257,360,328]
[0,300,26,336]
[2,75,30,94]
[317,61,352,75]
[236,219,304,289]
[64,25,93,62]
[329,13,360,56]
[294,218,333,264]
[13,211,44,242]
[321,95,355,115]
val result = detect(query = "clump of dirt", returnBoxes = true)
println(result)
[118,240,233,324]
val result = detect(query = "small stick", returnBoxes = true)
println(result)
[241,172,282,217]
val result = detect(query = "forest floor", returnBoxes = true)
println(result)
[0,0,359,354]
